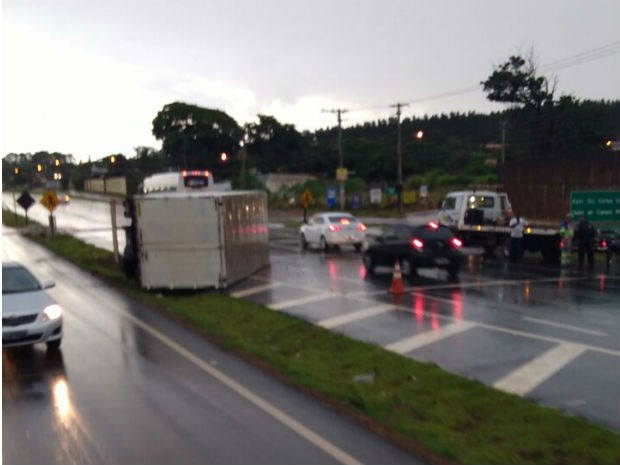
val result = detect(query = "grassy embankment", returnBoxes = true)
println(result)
[3,208,619,465]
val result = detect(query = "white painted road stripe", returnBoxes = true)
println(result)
[493,343,587,396]
[523,316,607,337]
[318,304,394,329]
[270,293,335,310]
[231,282,282,298]
[385,321,476,354]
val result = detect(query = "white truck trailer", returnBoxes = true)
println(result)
[126,190,269,290]
[438,190,561,262]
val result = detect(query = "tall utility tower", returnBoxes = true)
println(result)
[322,108,349,209]
[390,102,409,212]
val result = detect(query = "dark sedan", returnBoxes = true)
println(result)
[362,222,464,279]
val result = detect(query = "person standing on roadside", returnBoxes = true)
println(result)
[560,213,574,266]
[574,215,595,270]
[509,211,528,262]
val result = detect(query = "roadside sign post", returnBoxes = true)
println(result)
[336,168,348,210]
[300,189,314,223]
[326,187,337,210]
[16,191,35,225]
[111,199,120,264]
[40,190,60,236]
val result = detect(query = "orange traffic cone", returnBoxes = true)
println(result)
[389,261,405,294]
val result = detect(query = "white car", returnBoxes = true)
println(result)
[300,212,367,252]
[2,261,63,351]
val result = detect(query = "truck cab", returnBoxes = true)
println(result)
[438,190,512,228]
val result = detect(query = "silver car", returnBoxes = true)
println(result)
[300,212,367,252]
[2,261,63,351]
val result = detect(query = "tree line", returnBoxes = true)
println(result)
[4,55,619,192]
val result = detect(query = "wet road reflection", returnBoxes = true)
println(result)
[3,232,420,465]
[245,227,620,430]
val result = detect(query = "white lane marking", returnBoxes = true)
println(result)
[474,322,620,357]
[522,316,607,337]
[493,343,587,396]
[270,293,335,310]
[318,304,394,329]
[109,303,365,465]
[231,282,283,298]
[385,321,476,354]
[349,276,588,296]
[3,230,367,465]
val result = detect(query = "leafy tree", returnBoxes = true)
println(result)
[481,54,556,158]
[243,115,307,172]
[152,102,241,171]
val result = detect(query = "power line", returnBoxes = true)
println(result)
[344,41,620,115]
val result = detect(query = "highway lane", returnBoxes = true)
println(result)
[4,193,619,430]
[2,231,422,465]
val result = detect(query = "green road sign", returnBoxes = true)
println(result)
[570,191,620,223]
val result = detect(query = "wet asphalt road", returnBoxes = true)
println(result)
[3,194,619,436]
[2,231,423,465]
[235,226,620,431]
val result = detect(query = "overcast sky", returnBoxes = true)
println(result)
[2,0,619,162]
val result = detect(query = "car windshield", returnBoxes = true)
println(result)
[328,215,357,224]
[2,266,42,294]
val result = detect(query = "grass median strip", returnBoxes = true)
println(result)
[4,209,619,465]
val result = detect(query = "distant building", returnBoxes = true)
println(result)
[259,173,316,193]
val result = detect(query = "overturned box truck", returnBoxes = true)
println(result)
[122,191,270,290]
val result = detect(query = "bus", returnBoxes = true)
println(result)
[140,170,215,194]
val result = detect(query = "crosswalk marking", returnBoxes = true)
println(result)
[318,304,394,329]
[270,293,335,310]
[522,316,606,337]
[493,343,587,396]
[231,282,282,298]
[385,321,476,354]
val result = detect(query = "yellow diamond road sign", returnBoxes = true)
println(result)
[300,189,313,208]
[40,190,60,212]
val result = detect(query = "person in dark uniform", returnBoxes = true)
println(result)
[574,216,595,270]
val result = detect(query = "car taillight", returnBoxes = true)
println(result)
[411,238,424,250]
[428,221,439,229]
[602,240,607,248]
[450,237,463,248]
[328,224,341,232]
[356,223,367,232]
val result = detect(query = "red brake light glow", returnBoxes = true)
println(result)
[182,170,188,176]
[450,237,463,248]
[328,224,341,232]
[602,240,607,248]
[411,238,424,250]
[340,218,350,225]
[356,223,367,232]
[428,221,439,229]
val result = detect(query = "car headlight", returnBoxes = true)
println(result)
[42,304,63,321]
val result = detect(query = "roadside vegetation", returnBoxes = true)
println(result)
[4,209,619,465]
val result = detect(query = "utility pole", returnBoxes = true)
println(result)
[390,102,409,212]
[501,120,507,164]
[322,108,348,209]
